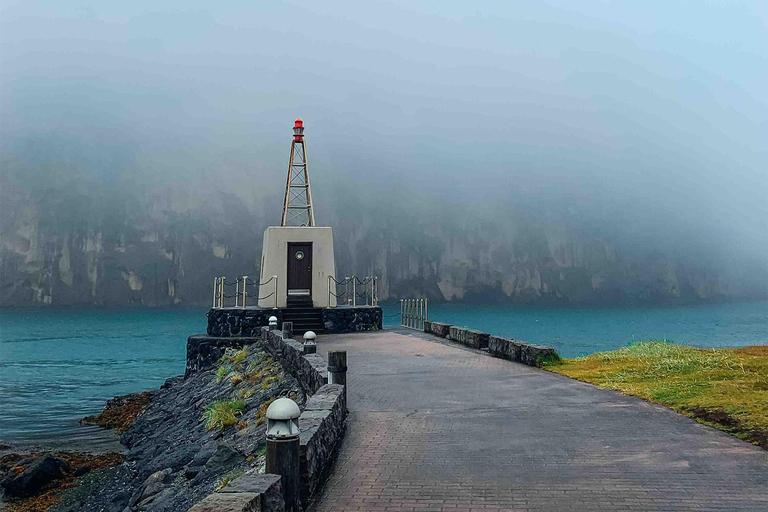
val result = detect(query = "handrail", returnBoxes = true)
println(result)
[400,298,428,331]
[213,273,377,309]
[212,275,278,309]
[328,274,378,307]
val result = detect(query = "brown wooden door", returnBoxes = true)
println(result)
[287,242,312,294]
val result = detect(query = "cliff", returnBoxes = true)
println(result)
[1,138,765,307]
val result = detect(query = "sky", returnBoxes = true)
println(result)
[1,1,766,267]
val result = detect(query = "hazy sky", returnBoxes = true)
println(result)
[1,1,766,261]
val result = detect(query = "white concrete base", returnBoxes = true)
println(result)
[258,226,336,308]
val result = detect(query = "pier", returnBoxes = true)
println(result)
[309,328,768,511]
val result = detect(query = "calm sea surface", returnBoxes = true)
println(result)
[1,302,766,445]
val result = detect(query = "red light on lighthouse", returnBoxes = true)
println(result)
[293,118,304,141]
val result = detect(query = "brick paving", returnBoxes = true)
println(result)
[312,328,768,511]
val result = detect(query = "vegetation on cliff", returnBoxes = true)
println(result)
[542,342,768,449]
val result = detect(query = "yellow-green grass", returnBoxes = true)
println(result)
[203,399,246,431]
[542,342,768,449]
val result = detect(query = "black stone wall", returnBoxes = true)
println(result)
[322,306,382,333]
[185,335,254,377]
[206,308,282,337]
[207,306,382,337]
[425,321,560,368]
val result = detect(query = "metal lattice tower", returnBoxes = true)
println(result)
[281,118,316,227]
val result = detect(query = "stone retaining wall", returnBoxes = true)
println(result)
[207,306,383,338]
[259,327,327,395]
[259,327,347,509]
[322,306,382,333]
[448,326,490,349]
[299,384,346,505]
[207,308,282,338]
[426,322,559,367]
[425,321,450,337]
[185,335,254,377]
[189,473,283,512]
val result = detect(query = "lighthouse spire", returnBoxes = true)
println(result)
[280,118,315,227]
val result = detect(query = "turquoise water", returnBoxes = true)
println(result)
[382,301,768,357]
[0,308,206,444]
[1,302,766,444]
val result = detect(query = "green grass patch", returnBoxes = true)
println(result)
[244,355,283,386]
[231,348,248,365]
[203,399,246,431]
[542,342,768,449]
[215,364,231,383]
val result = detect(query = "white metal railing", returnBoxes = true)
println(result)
[400,298,428,330]
[212,275,278,309]
[328,275,378,307]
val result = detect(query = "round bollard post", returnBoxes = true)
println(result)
[303,330,317,354]
[268,315,278,331]
[266,398,301,512]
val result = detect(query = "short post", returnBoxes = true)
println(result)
[242,275,248,309]
[400,299,403,326]
[352,277,357,308]
[235,278,240,308]
[219,277,225,308]
[303,330,317,354]
[328,350,347,405]
[282,321,293,339]
[269,315,278,330]
[265,398,301,512]
[328,275,332,308]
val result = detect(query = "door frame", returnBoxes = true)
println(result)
[286,242,313,296]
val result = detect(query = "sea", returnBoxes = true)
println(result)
[1,301,766,447]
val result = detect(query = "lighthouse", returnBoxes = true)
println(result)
[258,119,337,314]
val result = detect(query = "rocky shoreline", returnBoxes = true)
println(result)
[1,343,304,511]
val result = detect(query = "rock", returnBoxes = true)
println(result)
[0,453,68,497]
[130,468,171,507]
[204,445,242,473]
[74,466,91,477]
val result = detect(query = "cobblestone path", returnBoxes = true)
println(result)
[312,328,768,512]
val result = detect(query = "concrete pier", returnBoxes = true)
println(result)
[310,327,768,511]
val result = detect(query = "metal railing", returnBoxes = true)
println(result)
[401,298,428,330]
[212,275,278,309]
[328,275,378,307]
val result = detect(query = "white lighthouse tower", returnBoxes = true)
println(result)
[258,119,337,309]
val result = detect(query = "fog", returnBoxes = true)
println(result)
[1,1,767,302]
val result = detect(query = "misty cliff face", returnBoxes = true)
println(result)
[2,146,764,307]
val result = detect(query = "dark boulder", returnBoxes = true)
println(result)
[0,453,68,497]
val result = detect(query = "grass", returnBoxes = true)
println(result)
[202,399,247,431]
[542,342,768,449]
[244,355,283,386]
[215,469,245,491]
[215,348,251,384]
[255,397,276,426]
[215,364,231,383]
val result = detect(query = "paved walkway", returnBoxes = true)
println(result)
[312,328,768,512]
